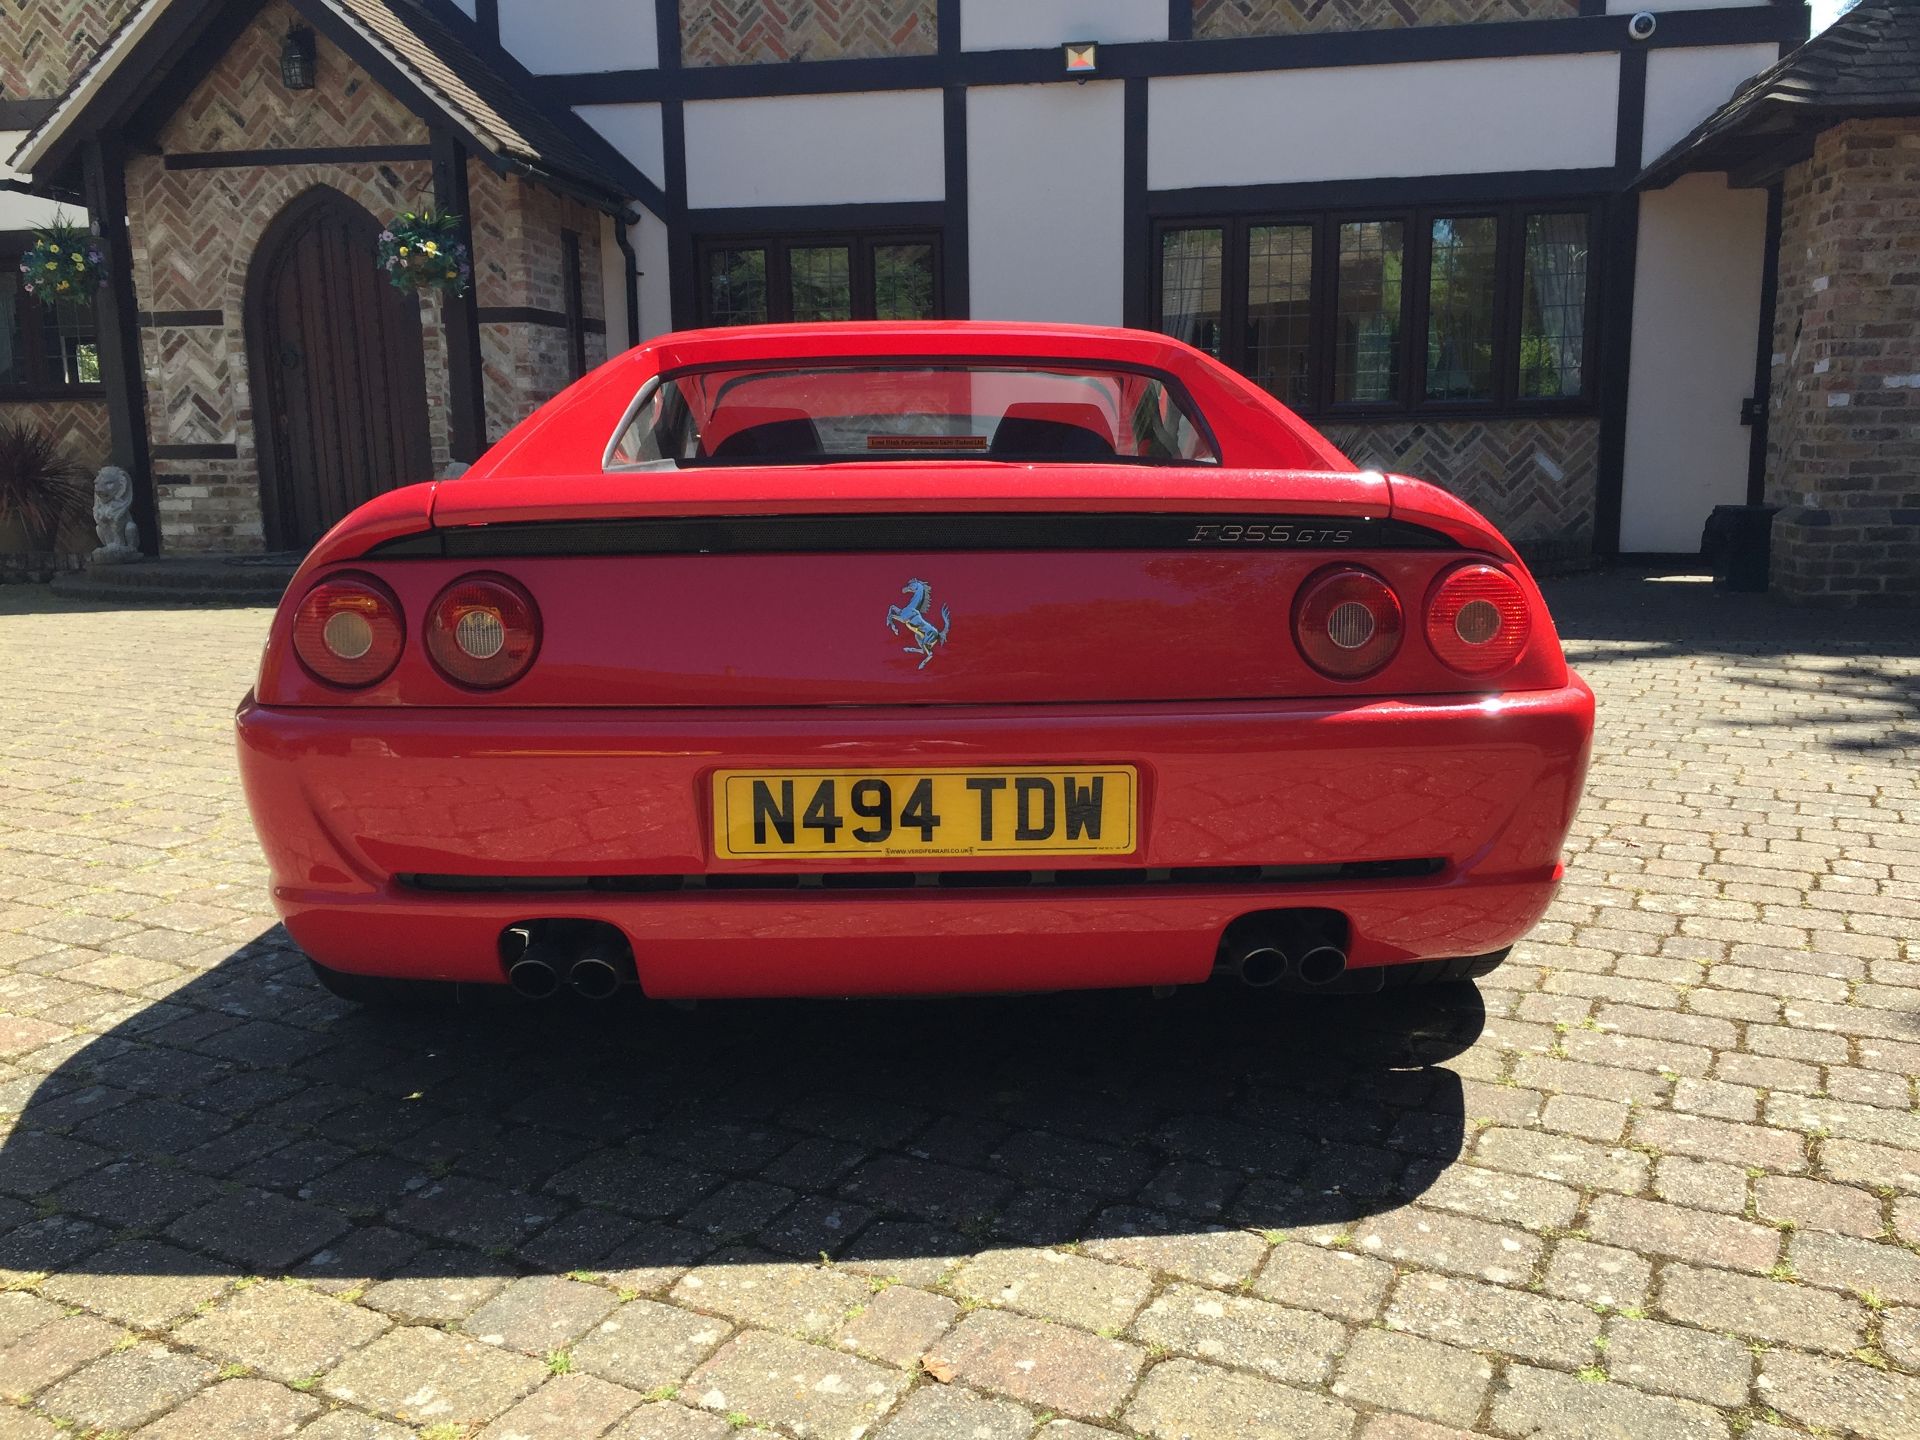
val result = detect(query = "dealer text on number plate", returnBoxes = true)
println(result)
[712,766,1138,859]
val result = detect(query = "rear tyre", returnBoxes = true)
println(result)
[307,958,450,1008]
[1377,948,1511,990]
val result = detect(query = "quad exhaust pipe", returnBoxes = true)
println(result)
[502,923,634,1000]
[1215,912,1349,991]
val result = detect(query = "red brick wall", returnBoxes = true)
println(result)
[1194,0,1576,37]
[0,0,138,100]
[1767,117,1920,606]
[681,0,935,65]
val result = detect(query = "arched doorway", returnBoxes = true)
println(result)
[246,187,433,550]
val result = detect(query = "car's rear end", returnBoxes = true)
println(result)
[237,323,1591,999]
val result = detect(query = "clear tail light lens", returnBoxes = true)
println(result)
[1293,565,1404,679]
[426,574,540,689]
[1425,563,1532,676]
[291,574,404,688]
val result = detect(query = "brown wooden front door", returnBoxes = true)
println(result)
[248,188,433,550]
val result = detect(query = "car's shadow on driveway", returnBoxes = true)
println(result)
[2,926,1482,1289]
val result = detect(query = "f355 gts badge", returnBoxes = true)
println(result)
[886,578,951,670]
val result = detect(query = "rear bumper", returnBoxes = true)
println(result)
[236,681,1592,996]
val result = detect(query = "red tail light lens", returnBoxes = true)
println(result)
[426,574,540,689]
[291,574,404,688]
[1426,563,1533,676]
[1293,565,1404,679]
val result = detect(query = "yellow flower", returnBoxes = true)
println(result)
[422,241,438,255]
[398,245,409,256]
[56,280,70,291]
[48,243,60,254]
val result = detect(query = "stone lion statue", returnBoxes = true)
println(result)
[91,466,141,563]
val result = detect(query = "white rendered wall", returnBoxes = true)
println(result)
[500,0,658,74]
[961,0,1167,50]
[968,82,1126,325]
[575,103,667,188]
[1607,0,1760,11]
[684,92,945,208]
[1642,43,1781,167]
[1619,173,1768,553]
[633,211,673,341]
[1149,55,1620,188]
[0,134,73,228]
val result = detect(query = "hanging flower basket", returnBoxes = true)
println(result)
[377,209,472,297]
[18,219,104,306]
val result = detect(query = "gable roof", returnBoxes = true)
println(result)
[10,0,661,217]
[1638,0,1920,189]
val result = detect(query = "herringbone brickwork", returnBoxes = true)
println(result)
[1325,416,1599,551]
[681,0,936,66]
[107,0,604,553]
[0,0,136,100]
[1194,0,1575,36]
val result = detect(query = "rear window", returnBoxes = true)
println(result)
[605,362,1220,468]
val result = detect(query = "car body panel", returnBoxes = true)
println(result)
[242,320,1591,998]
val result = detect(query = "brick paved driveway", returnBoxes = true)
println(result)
[0,573,1916,1440]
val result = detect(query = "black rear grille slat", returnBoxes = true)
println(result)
[399,858,1444,896]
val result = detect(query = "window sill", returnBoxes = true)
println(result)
[0,385,109,402]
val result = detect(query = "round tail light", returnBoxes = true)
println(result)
[426,574,540,689]
[1425,563,1533,676]
[1293,565,1404,680]
[291,574,404,688]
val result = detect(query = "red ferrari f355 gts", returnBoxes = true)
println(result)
[237,322,1592,1004]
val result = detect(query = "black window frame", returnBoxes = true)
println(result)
[0,230,106,400]
[693,229,944,326]
[1150,200,1601,422]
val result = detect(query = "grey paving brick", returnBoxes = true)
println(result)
[1330,1328,1491,1428]
[670,1249,870,1339]
[1081,1208,1268,1286]
[1655,1263,1867,1354]
[1354,1204,1541,1285]
[1387,1273,1602,1368]
[1586,1195,1781,1274]
[928,1310,1141,1419]
[1542,1240,1652,1310]
[951,1245,1154,1333]
[474,1373,643,1440]
[465,1275,621,1355]
[1756,1351,1920,1440]
[684,1331,905,1436]
[36,1343,215,1433]
[1604,1316,1752,1409]
[1252,1242,1395,1321]
[1491,1363,1728,1440]
[1131,1282,1345,1386]
[572,1298,731,1393]
[873,1385,1034,1439]
[322,1324,548,1426]
[175,1279,389,1383]
[837,1283,957,1368]
[1126,1357,1352,1440]
[130,1377,322,1440]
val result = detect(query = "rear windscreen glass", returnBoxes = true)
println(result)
[605,362,1220,468]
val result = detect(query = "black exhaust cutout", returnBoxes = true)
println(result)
[499,920,636,999]
[1215,909,1351,993]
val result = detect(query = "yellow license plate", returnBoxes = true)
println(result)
[712,766,1138,860]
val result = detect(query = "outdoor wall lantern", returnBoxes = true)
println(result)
[280,26,317,90]
[1063,41,1097,76]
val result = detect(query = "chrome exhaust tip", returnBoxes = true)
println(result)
[568,955,623,1000]
[1297,943,1349,986]
[507,947,563,999]
[1237,944,1291,988]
